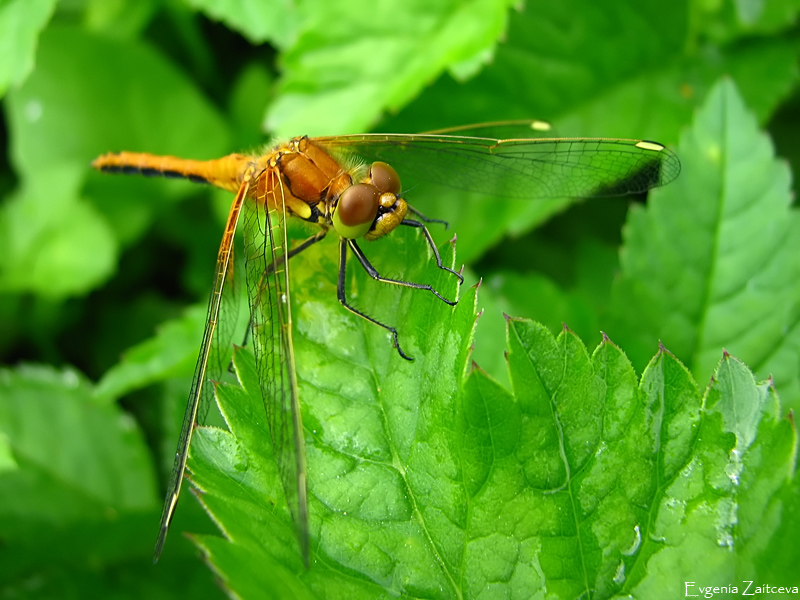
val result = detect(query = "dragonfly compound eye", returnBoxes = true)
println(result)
[332,183,381,239]
[370,161,401,195]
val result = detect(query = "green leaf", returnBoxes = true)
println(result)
[0,0,57,98]
[609,77,800,413]
[83,0,161,40]
[4,2,800,597]
[95,304,207,403]
[388,0,797,140]
[184,0,301,48]
[472,234,619,386]
[6,25,229,180]
[692,0,800,39]
[0,364,157,578]
[266,0,518,137]
[0,163,118,296]
[178,248,797,598]
[186,229,475,596]
[0,363,224,598]
[628,354,797,596]
[228,61,276,147]
[1,24,230,297]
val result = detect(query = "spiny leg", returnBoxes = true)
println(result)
[337,238,413,361]
[349,236,458,305]
[400,218,464,286]
[406,204,450,229]
[342,233,464,359]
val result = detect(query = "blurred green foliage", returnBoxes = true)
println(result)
[1,0,799,598]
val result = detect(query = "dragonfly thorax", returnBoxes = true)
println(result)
[273,138,407,241]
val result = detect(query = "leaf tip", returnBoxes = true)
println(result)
[599,331,621,349]
[657,340,676,358]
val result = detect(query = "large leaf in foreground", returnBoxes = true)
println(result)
[182,237,797,599]
[187,227,472,596]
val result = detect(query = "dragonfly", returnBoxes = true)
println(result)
[92,121,680,566]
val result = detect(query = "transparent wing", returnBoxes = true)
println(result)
[153,177,249,562]
[312,132,680,199]
[243,166,309,565]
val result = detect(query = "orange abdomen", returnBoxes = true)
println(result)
[92,139,357,223]
[91,152,252,193]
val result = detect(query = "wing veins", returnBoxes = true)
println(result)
[154,176,251,562]
[245,167,309,566]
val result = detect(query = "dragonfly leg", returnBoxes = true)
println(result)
[400,218,464,285]
[235,229,328,363]
[348,238,458,306]
[338,239,413,361]
[406,204,450,229]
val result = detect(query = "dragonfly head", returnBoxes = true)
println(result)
[331,161,407,240]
